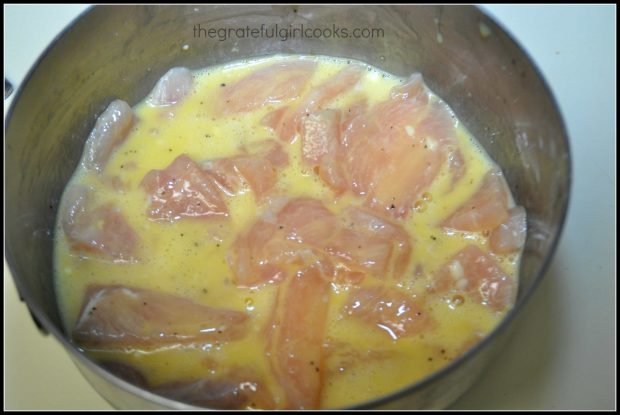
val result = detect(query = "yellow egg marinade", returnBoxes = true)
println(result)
[54,55,520,409]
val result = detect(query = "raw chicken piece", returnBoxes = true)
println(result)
[342,74,458,218]
[147,67,194,107]
[266,267,330,409]
[340,98,368,133]
[61,185,138,262]
[218,60,316,113]
[275,197,341,245]
[229,199,412,288]
[228,198,337,288]
[301,109,340,164]
[262,65,364,142]
[98,360,275,409]
[343,285,433,340]
[389,73,427,101]
[300,109,348,194]
[326,206,412,279]
[442,169,510,232]
[489,206,527,254]
[73,285,249,348]
[81,100,135,173]
[431,245,515,312]
[153,368,276,409]
[203,140,288,200]
[298,65,364,115]
[141,154,229,222]
[99,360,148,388]
[447,148,467,188]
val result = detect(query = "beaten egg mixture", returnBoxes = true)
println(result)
[54,55,522,409]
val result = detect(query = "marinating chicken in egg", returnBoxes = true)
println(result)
[55,55,526,409]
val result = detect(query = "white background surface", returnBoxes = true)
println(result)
[4,4,616,410]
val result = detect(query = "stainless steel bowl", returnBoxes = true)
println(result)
[5,5,570,409]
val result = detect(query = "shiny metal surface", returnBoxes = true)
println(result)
[5,5,570,410]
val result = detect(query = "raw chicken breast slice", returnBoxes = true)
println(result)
[81,99,135,173]
[431,245,515,312]
[218,60,316,114]
[147,67,194,107]
[266,267,330,409]
[343,285,434,340]
[442,169,510,232]
[203,140,288,200]
[141,154,229,222]
[153,368,276,410]
[61,185,138,262]
[326,207,412,279]
[262,65,364,142]
[73,285,249,348]
[300,109,348,195]
[489,206,527,254]
[228,198,337,288]
[229,199,412,288]
[342,75,458,219]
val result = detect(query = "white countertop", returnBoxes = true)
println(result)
[4,4,616,410]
